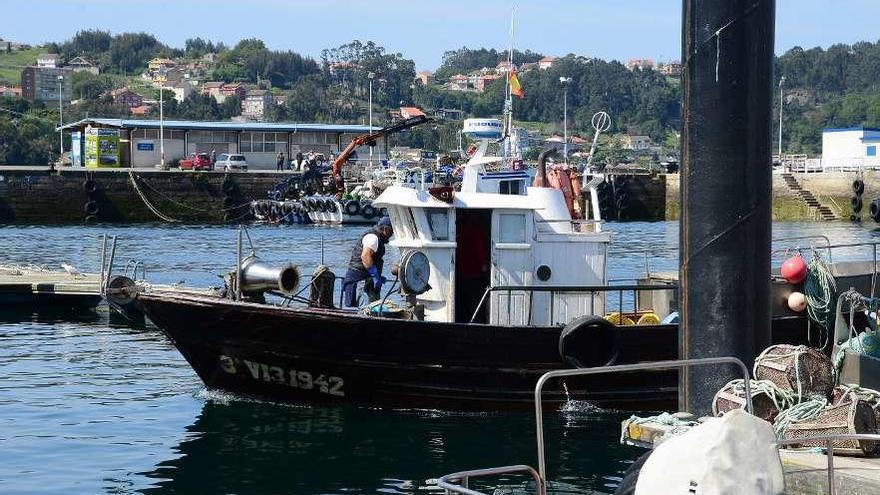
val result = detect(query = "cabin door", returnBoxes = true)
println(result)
[490,212,533,326]
[454,209,492,323]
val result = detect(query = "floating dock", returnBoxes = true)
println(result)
[0,265,103,308]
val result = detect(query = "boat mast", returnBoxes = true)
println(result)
[503,8,515,160]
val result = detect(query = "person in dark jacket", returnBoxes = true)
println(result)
[276,151,285,171]
[341,216,393,307]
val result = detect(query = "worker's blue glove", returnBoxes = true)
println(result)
[367,266,384,291]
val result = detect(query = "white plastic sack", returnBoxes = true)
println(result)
[635,409,784,495]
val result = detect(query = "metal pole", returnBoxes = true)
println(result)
[159,66,165,170]
[58,75,64,162]
[778,76,785,158]
[680,0,775,414]
[561,79,570,161]
[368,72,374,166]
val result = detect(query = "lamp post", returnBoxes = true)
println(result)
[778,76,785,158]
[560,76,572,162]
[158,66,166,170]
[368,72,375,165]
[57,75,64,163]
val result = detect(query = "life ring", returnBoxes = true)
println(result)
[853,179,865,195]
[852,196,863,213]
[344,200,360,216]
[222,178,235,194]
[361,202,376,219]
[558,315,620,368]
[84,200,100,216]
[326,199,338,213]
[83,179,98,194]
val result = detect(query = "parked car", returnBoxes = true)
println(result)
[179,153,213,171]
[215,153,248,172]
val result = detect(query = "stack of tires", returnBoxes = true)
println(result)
[83,178,100,223]
[221,176,238,223]
[852,178,864,223]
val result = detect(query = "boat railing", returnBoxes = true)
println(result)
[776,433,880,495]
[435,357,751,495]
[469,283,677,325]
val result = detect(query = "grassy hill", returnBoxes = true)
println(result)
[0,46,43,85]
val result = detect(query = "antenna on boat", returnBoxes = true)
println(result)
[320,235,325,265]
[502,6,516,161]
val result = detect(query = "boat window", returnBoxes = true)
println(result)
[426,209,449,241]
[499,214,526,243]
[395,207,418,240]
[499,180,522,195]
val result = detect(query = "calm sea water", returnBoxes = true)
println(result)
[1,221,879,495]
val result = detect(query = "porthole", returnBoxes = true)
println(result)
[536,265,552,281]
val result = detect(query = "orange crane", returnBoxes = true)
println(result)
[331,115,433,193]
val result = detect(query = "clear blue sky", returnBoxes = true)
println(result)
[3,0,878,71]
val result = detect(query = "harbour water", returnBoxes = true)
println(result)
[1,221,878,494]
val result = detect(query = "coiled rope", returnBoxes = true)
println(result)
[804,251,836,340]
[773,394,829,437]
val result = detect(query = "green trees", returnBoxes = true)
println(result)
[434,47,544,81]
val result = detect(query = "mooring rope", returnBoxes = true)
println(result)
[805,251,836,339]
[128,171,180,223]
[136,174,253,212]
[620,412,698,444]
[754,345,813,402]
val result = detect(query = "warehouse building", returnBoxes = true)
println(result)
[821,127,880,171]
[59,118,384,169]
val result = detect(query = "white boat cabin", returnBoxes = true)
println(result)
[374,164,610,326]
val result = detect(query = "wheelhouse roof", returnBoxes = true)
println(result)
[374,186,542,210]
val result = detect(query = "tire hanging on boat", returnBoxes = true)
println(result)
[558,315,620,368]
[853,179,865,196]
[361,202,376,219]
[344,200,360,216]
[326,199,338,213]
[871,199,880,222]
[83,179,98,194]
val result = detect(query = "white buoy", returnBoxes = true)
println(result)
[787,292,807,312]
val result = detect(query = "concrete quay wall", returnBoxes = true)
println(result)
[0,167,289,224]
[664,172,878,221]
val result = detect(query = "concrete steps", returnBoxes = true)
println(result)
[781,173,839,221]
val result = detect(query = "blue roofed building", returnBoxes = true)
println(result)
[58,118,385,169]
[822,127,880,171]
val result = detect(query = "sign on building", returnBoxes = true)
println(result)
[84,127,120,168]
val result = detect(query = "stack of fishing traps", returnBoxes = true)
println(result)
[712,344,879,456]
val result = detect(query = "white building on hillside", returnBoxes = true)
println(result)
[821,127,880,171]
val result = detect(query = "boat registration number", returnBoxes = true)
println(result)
[218,355,345,397]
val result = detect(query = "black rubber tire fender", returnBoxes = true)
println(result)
[84,200,99,216]
[871,199,880,222]
[326,199,338,213]
[344,200,360,216]
[852,196,863,213]
[83,179,98,194]
[361,202,376,219]
[853,179,865,196]
[558,315,620,368]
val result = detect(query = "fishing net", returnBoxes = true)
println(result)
[753,345,835,400]
[777,391,877,456]
[833,384,880,449]
[712,379,794,423]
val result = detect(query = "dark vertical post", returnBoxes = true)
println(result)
[679,0,775,413]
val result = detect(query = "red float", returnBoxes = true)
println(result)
[781,255,808,284]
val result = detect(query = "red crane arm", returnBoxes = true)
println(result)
[331,116,432,193]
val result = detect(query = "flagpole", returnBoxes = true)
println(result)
[505,8,515,160]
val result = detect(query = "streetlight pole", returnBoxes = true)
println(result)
[57,75,64,163]
[560,77,571,162]
[159,66,166,170]
[778,76,785,158]
[368,72,374,166]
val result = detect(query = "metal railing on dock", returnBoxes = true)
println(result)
[777,433,880,495]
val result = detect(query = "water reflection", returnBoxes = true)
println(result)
[141,397,640,495]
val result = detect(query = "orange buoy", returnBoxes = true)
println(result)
[787,291,807,312]
[781,255,808,284]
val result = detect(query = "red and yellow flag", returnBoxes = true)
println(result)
[509,70,524,99]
